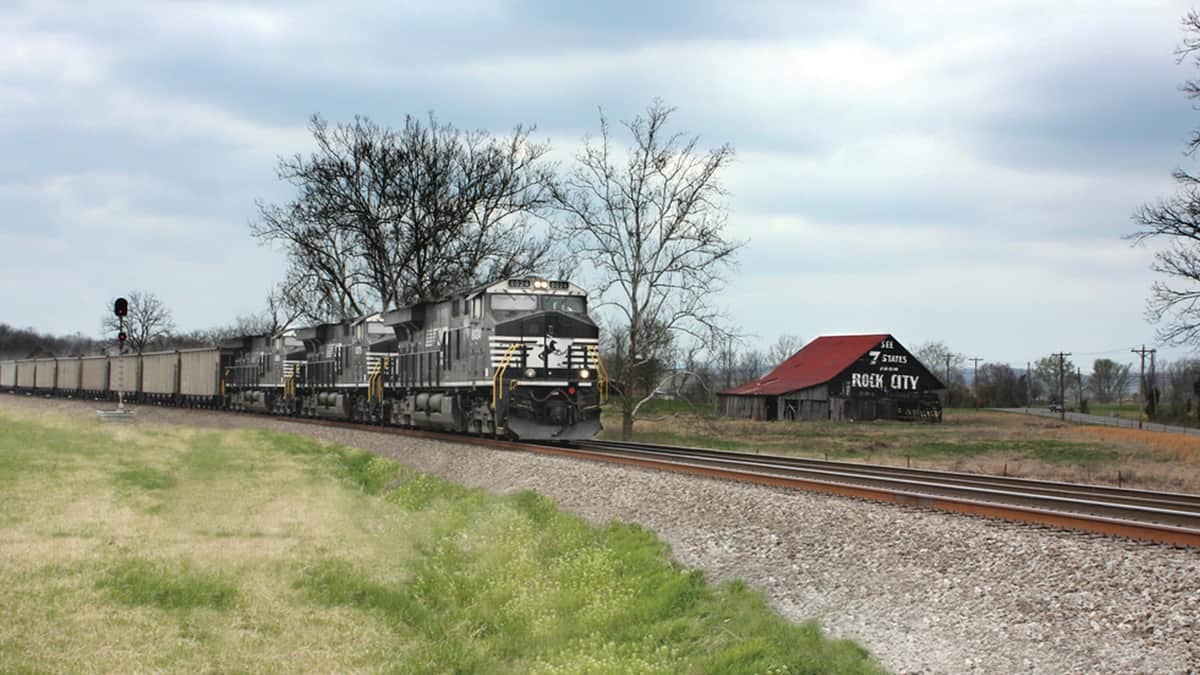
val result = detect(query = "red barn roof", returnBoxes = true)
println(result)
[721,334,891,396]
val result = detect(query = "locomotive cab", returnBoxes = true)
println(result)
[484,279,604,440]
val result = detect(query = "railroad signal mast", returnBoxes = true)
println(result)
[112,298,130,415]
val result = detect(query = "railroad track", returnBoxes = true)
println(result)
[553,439,1200,548]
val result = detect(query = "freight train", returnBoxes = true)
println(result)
[0,277,608,440]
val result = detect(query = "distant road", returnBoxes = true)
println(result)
[994,407,1200,437]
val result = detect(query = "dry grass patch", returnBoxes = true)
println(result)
[0,402,881,673]
[0,408,420,672]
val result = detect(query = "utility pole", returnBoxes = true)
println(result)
[1131,345,1155,430]
[1052,352,1071,421]
[1077,366,1084,411]
[1026,361,1031,412]
[1150,349,1157,421]
[970,357,983,408]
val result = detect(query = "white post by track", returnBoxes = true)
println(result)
[97,299,135,423]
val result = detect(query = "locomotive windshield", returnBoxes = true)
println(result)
[491,295,538,311]
[544,296,585,313]
[490,294,587,314]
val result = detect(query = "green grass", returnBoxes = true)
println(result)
[900,439,1109,463]
[605,395,717,417]
[1087,402,1142,420]
[0,405,881,673]
[611,406,1130,464]
[99,559,238,610]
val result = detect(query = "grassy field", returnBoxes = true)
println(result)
[602,401,1200,493]
[1087,401,1144,420]
[0,405,881,673]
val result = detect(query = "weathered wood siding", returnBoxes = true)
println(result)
[717,394,768,420]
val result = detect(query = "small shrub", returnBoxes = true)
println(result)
[333,449,397,494]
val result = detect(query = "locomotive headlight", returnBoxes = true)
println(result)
[578,368,591,380]
[524,368,537,378]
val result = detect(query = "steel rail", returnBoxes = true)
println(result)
[529,443,1200,548]
[568,443,1199,529]
[580,440,1200,514]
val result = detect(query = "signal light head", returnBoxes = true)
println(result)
[118,331,127,342]
[114,297,128,317]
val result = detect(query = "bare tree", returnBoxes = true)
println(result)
[1160,357,1200,420]
[101,290,175,354]
[736,348,768,384]
[914,340,975,405]
[766,334,805,367]
[1088,358,1133,403]
[253,114,557,321]
[975,363,1027,408]
[554,100,743,439]
[1129,11,1200,345]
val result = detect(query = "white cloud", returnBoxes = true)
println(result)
[0,0,1194,362]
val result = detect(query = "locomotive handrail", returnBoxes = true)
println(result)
[492,343,522,410]
[368,356,390,403]
[587,345,610,404]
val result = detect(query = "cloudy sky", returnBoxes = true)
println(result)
[3,0,1199,368]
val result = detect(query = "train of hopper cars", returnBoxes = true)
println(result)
[0,277,609,441]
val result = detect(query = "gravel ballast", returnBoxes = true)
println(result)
[6,396,1199,673]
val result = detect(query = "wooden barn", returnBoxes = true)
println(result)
[717,334,944,422]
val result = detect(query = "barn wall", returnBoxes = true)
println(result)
[717,394,767,420]
[778,385,831,420]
